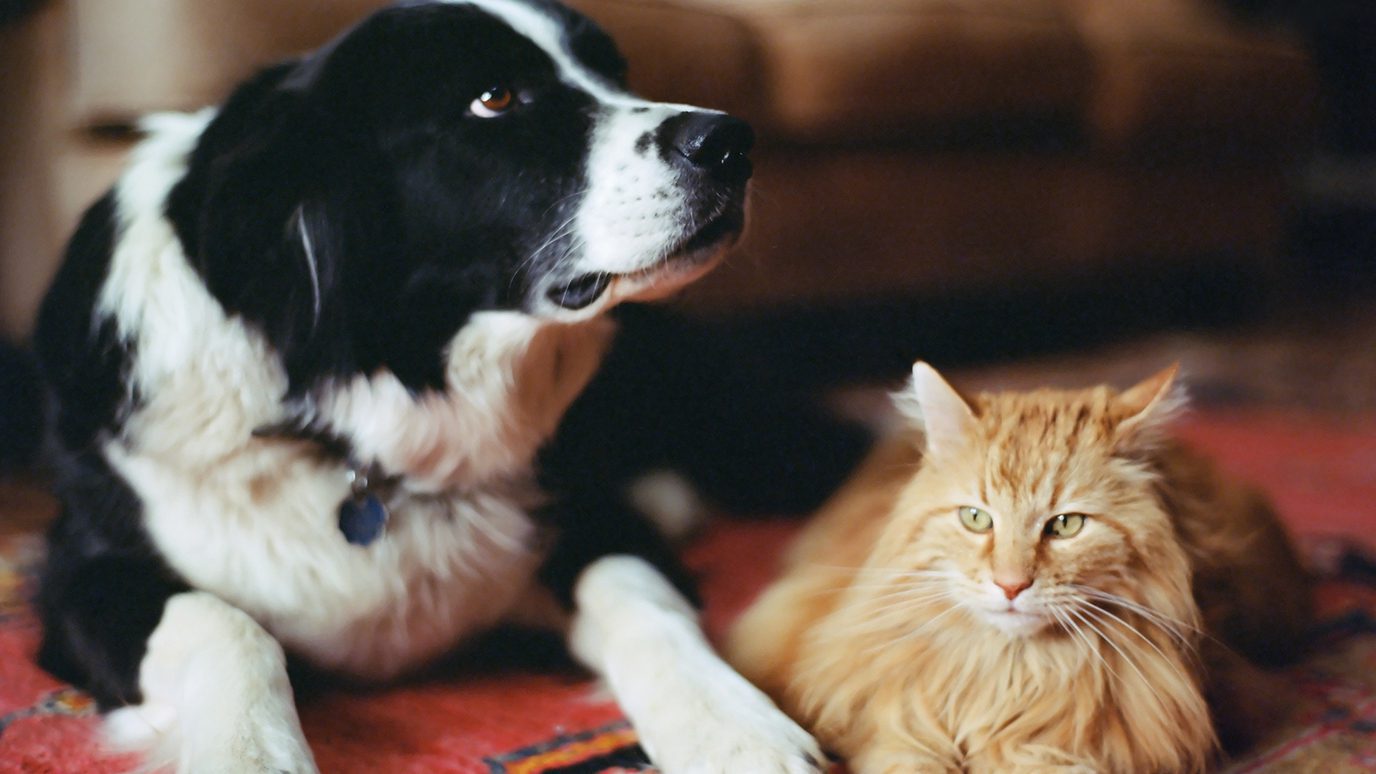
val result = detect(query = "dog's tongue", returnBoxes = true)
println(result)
[548,272,613,310]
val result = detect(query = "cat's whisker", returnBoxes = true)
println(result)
[1096,598,1238,663]
[867,593,957,615]
[842,594,958,634]
[1071,587,1224,666]
[842,572,953,587]
[1094,606,1190,652]
[1076,601,1198,685]
[840,601,951,628]
[835,586,948,611]
[844,591,959,639]
[798,564,957,585]
[1076,606,1186,714]
[803,580,944,600]
[1050,606,1116,686]
[825,566,958,580]
[866,602,966,654]
[1070,586,1199,644]
[1065,606,1171,711]
[796,567,958,600]
[1083,591,1163,621]
[843,581,949,597]
[840,592,951,613]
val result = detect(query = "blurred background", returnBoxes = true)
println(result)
[1,0,1374,428]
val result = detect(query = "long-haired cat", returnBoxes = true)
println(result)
[728,363,1312,773]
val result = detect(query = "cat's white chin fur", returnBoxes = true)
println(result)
[978,608,1051,637]
[970,591,1053,636]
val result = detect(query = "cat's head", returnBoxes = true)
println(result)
[880,362,1193,639]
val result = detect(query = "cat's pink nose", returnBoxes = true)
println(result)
[996,579,1031,600]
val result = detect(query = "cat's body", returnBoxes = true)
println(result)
[728,364,1311,774]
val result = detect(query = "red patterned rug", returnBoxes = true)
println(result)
[1,409,1375,773]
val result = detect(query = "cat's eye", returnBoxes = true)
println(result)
[1045,513,1087,538]
[471,86,515,118]
[958,506,993,533]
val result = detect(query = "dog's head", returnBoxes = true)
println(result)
[168,0,752,392]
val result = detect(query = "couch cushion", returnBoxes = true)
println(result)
[580,0,1093,143]
[69,0,390,126]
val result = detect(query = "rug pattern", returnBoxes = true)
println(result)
[1,410,1375,773]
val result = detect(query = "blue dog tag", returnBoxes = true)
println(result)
[339,494,389,546]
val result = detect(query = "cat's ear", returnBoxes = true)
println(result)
[1114,363,1187,450]
[897,362,978,454]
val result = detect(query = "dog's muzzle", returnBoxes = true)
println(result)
[547,112,755,311]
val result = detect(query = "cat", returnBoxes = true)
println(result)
[728,362,1312,773]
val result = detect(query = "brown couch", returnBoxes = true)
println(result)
[0,0,1316,338]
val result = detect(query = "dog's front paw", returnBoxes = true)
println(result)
[106,698,318,774]
[635,673,826,774]
[572,557,827,773]
[205,699,318,774]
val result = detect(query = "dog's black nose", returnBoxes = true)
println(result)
[662,113,754,184]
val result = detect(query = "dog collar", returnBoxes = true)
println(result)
[339,464,391,546]
[252,422,395,547]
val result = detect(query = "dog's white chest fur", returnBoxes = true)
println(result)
[101,291,607,679]
[116,441,547,679]
[101,282,603,680]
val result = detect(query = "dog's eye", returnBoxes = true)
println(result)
[471,86,514,118]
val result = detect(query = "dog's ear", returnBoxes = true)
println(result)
[167,62,402,392]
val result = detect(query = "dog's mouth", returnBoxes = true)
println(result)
[547,272,615,310]
[674,208,744,257]
[546,209,744,311]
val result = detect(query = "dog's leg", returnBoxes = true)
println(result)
[103,591,317,773]
[568,555,825,774]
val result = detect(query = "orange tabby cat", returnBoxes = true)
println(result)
[728,363,1311,773]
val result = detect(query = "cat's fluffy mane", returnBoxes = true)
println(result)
[729,363,1311,774]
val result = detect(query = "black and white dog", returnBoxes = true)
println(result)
[31,0,827,770]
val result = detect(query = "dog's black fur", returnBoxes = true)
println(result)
[0,341,44,472]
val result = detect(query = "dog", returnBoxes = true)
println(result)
[30,1,827,770]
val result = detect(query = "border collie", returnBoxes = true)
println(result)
[31,1,825,770]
